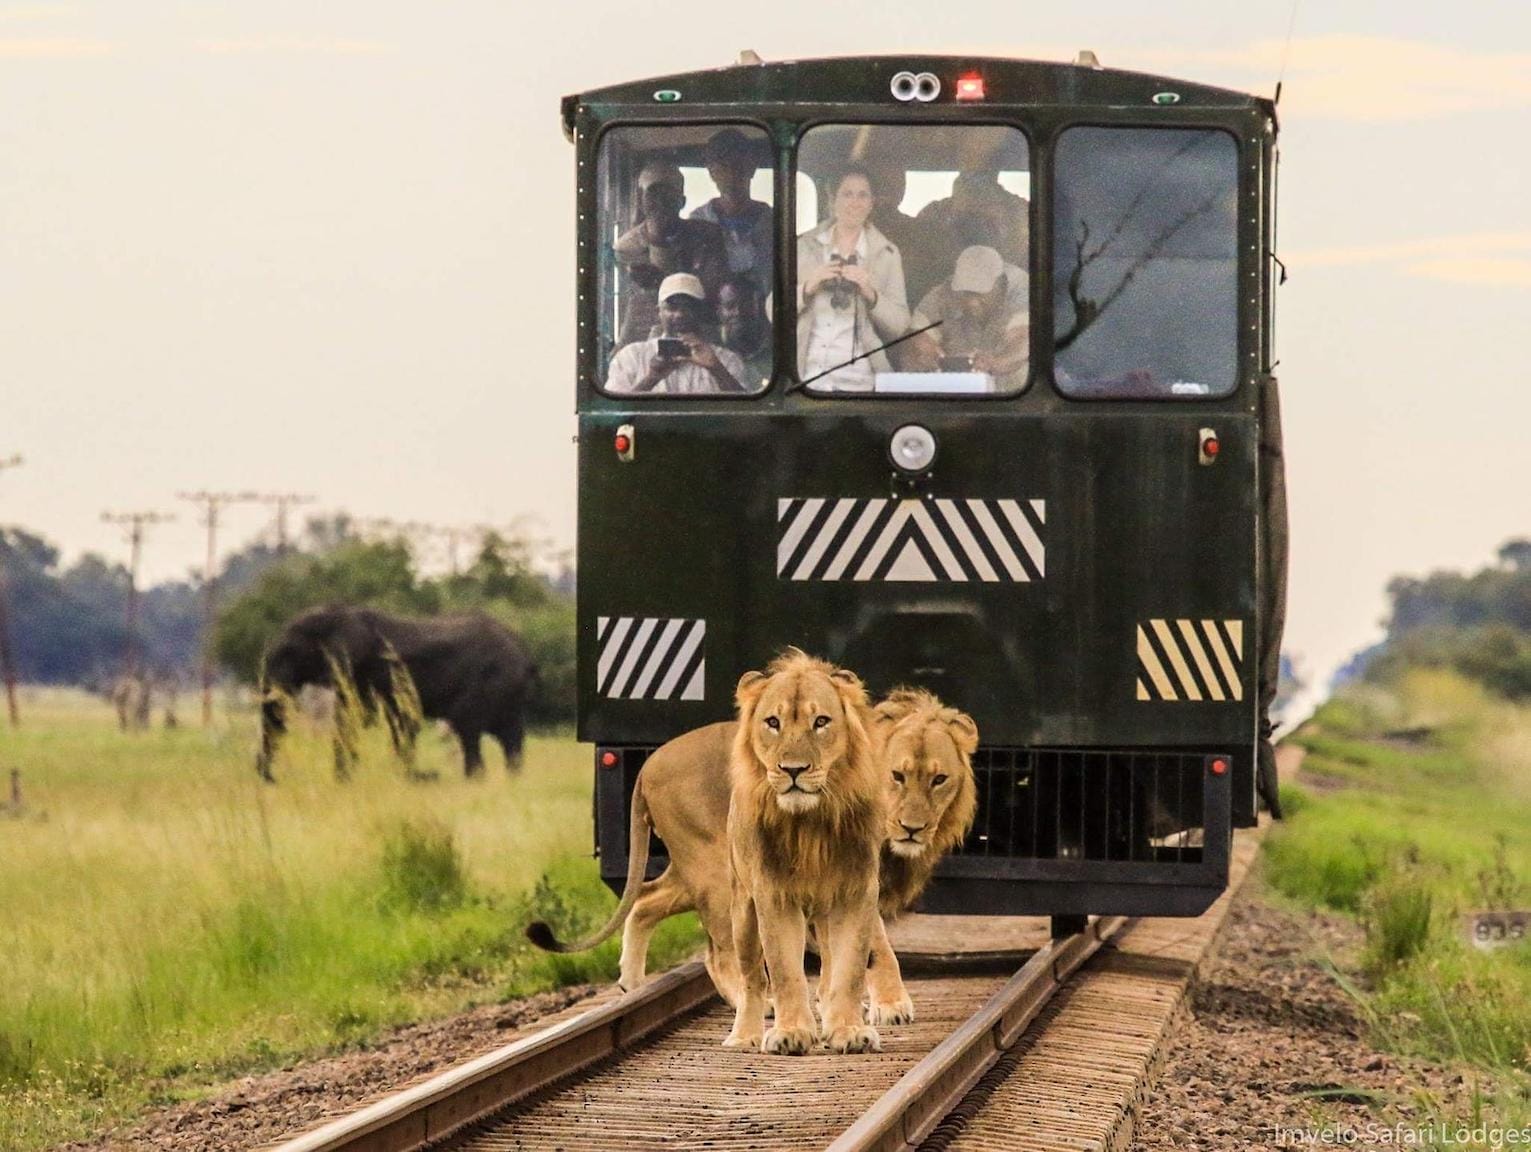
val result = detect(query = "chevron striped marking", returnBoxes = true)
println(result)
[595,616,705,701]
[1136,618,1245,702]
[775,497,1045,583]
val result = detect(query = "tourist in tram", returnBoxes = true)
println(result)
[605,273,746,395]
[689,129,773,296]
[614,160,727,345]
[866,161,951,311]
[715,273,773,391]
[903,245,1030,391]
[796,166,910,392]
[918,169,1029,269]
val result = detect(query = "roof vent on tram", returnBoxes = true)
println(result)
[1075,49,1103,69]
[737,49,763,66]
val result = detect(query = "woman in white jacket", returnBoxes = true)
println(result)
[796,166,910,392]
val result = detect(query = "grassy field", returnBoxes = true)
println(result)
[1270,669,1531,1105]
[0,689,700,1150]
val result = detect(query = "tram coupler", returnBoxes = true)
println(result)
[1051,914,1088,940]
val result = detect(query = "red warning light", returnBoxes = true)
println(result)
[1203,436,1220,457]
[1210,757,1229,776]
[955,75,985,101]
[600,750,618,768]
[614,433,631,454]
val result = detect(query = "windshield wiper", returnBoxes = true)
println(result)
[788,321,942,394]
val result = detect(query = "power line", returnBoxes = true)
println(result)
[178,490,260,727]
[0,454,24,726]
[249,492,317,554]
[101,510,176,680]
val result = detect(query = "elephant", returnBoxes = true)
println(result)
[255,605,538,782]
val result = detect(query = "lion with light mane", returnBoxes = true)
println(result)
[723,650,885,1054]
[526,679,978,1032]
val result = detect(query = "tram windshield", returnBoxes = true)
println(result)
[596,124,775,396]
[1052,127,1239,399]
[796,124,1031,395]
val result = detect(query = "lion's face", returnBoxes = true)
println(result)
[875,692,979,859]
[741,665,862,813]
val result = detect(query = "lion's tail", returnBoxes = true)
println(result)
[525,773,651,954]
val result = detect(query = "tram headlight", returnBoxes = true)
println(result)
[913,72,941,102]
[890,71,918,102]
[889,424,937,474]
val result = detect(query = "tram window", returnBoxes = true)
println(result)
[796,125,1031,396]
[1052,128,1239,399]
[595,125,774,396]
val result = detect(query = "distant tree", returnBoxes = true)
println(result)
[1499,538,1531,572]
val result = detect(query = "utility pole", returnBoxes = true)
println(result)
[251,492,316,554]
[101,510,176,679]
[0,454,24,726]
[178,490,257,727]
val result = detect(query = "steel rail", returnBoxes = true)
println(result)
[829,915,1129,1152]
[269,960,717,1152]
[273,918,1124,1152]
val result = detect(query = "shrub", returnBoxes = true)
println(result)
[1363,874,1434,977]
[380,820,469,912]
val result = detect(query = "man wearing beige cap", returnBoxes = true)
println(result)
[614,160,727,346]
[605,273,747,395]
[904,245,1030,391]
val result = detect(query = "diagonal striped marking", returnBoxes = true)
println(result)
[821,499,888,581]
[998,499,1046,578]
[596,617,630,694]
[1225,619,1244,656]
[1136,678,1151,701]
[908,502,964,580]
[968,499,1027,581]
[1030,498,1046,524]
[1177,619,1224,702]
[1137,625,1178,701]
[596,615,612,644]
[854,502,914,581]
[791,498,855,580]
[1203,619,1243,702]
[776,498,823,576]
[680,657,705,701]
[607,617,656,698]
[654,620,704,699]
[628,617,683,699]
[934,499,998,581]
[1152,618,1201,701]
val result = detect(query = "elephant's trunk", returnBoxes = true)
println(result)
[256,686,287,782]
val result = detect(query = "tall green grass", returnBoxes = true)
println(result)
[1270,670,1531,1083]
[0,689,700,1150]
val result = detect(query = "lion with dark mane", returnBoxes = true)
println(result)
[526,682,978,1030]
[722,650,885,1054]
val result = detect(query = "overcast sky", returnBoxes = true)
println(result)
[3,1,1528,691]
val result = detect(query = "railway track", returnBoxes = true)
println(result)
[271,918,1120,1152]
[270,748,1300,1152]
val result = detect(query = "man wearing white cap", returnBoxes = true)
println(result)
[605,273,747,395]
[905,245,1030,391]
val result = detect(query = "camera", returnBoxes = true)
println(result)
[828,253,858,311]
[656,337,690,360]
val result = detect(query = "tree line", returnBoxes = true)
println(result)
[0,518,577,724]
[1360,538,1531,701]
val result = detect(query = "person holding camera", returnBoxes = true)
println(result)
[614,160,728,346]
[903,245,1030,391]
[605,274,747,395]
[796,165,909,392]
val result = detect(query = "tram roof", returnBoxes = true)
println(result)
[562,54,1274,139]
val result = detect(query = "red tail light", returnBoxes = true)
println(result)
[600,750,618,768]
[955,75,985,101]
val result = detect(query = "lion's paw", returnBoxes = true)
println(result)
[761,1025,816,1056]
[721,1030,761,1050]
[825,1024,882,1054]
[867,996,915,1026]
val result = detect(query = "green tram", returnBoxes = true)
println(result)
[565,54,1288,921]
